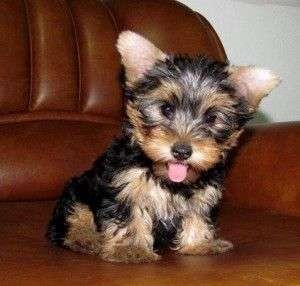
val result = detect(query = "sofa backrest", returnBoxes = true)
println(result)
[0,0,225,124]
[0,0,225,200]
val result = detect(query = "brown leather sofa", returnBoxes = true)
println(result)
[0,0,299,285]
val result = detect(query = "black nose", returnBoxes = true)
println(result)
[171,143,192,160]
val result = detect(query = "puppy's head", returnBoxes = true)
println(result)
[117,31,280,183]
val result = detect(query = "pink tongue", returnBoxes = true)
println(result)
[168,163,188,183]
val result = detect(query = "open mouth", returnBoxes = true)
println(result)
[167,161,189,183]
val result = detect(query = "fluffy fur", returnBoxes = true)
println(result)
[47,31,280,263]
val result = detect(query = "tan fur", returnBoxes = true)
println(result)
[113,167,178,221]
[140,126,211,183]
[114,168,174,221]
[174,185,232,255]
[142,126,178,161]
[199,92,236,114]
[174,212,215,254]
[190,138,222,171]
[112,169,228,257]
[100,168,163,262]
[64,203,101,255]
[64,169,228,261]
[166,183,232,255]
[190,185,223,214]
[223,129,244,150]
[151,80,182,101]
[64,181,159,263]
[126,102,145,144]
[100,206,160,263]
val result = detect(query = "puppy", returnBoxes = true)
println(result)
[47,31,280,263]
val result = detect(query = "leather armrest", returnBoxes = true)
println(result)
[225,122,300,216]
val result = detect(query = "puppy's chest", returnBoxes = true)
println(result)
[112,167,220,221]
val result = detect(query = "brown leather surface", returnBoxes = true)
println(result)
[0,0,124,121]
[0,201,299,285]
[0,120,120,201]
[0,0,30,114]
[67,0,122,117]
[25,0,79,111]
[104,0,226,60]
[225,122,300,217]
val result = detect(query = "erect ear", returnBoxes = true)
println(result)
[117,31,167,84]
[228,66,280,109]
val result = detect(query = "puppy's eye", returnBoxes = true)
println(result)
[160,102,174,119]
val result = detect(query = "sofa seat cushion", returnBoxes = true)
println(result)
[0,201,299,285]
[0,120,120,200]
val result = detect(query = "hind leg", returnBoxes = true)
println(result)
[63,203,102,255]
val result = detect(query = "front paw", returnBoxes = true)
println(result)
[178,239,233,255]
[102,245,161,263]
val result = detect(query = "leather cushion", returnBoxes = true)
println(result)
[0,201,299,285]
[225,122,300,217]
[0,120,120,200]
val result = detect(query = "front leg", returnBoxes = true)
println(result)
[97,168,162,263]
[101,206,160,263]
[174,213,233,255]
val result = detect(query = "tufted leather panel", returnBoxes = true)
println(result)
[67,0,122,116]
[0,0,30,114]
[25,0,79,111]
[0,0,226,200]
[0,0,224,123]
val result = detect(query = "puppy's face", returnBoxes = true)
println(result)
[117,31,280,183]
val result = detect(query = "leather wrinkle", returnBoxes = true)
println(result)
[27,0,79,111]
[102,0,120,33]
[65,0,82,112]
[23,0,33,111]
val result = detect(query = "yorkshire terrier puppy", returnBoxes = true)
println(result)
[47,31,279,263]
